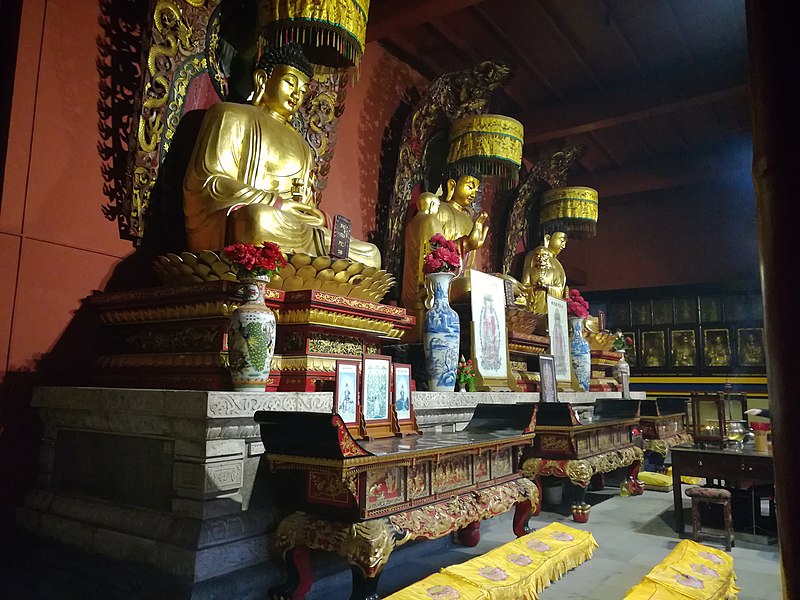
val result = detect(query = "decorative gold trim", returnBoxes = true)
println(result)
[272,355,338,373]
[522,446,644,487]
[645,433,693,457]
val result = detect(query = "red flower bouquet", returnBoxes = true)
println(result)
[422,233,461,275]
[223,241,287,279]
[567,288,590,318]
[457,355,476,391]
[611,330,634,352]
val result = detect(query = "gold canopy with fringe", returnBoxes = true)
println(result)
[446,114,524,190]
[540,186,599,239]
[258,0,369,69]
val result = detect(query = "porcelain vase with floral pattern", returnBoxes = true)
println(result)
[228,276,276,390]
[569,316,591,392]
[423,272,460,391]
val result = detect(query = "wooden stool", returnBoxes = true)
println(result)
[685,486,734,551]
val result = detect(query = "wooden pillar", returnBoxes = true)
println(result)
[746,2,800,597]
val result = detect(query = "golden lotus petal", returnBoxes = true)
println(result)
[180,252,198,267]
[333,270,350,283]
[331,259,350,272]
[290,253,312,268]
[361,266,377,278]
[220,272,237,282]
[312,255,332,270]
[346,262,364,276]
[281,263,296,278]
[321,280,340,293]
[211,260,231,277]
[337,283,354,296]
[198,250,220,266]
[195,263,211,277]
[297,265,318,280]
[166,252,183,265]
[267,274,283,289]
[317,268,335,281]
[283,275,304,291]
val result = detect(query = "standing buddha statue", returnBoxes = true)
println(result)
[401,175,488,341]
[183,44,380,267]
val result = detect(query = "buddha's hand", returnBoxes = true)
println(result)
[465,212,489,251]
[280,199,327,226]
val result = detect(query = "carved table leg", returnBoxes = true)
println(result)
[569,482,591,523]
[589,472,605,491]
[270,546,314,600]
[513,500,533,536]
[626,459,644,496]
[532,477,542,517]
[457,521,481,547]
[350,565,383,600]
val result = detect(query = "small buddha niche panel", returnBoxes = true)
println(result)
[583,285,765,376]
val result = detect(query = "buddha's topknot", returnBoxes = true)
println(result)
[255,43,313,79]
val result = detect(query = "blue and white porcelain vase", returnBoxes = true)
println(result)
[423,272,460,392]
[227,276,276,391]
[569,316,591,392]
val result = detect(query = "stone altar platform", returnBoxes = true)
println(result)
[17,387,645,587]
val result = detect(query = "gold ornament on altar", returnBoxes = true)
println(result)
[539,186,599,240]
[445,114,524,190]
[258,0,370,70]
[520,232,569,314]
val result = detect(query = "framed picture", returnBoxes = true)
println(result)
[393,363,412,421]
[547,296,571,382]
[632,300,652,325]
[675,297,698,324]
[641,330,666,367]
[703,328,732,367]
[724,295,748,322]
[737,328,766,367]
[700,296,723,323]
[538,354,558,402]
[608,302,631,328]
[670,329,698,367]
[334,360,360,428]
[469,270,518,390]
[652,298,674,325]
[362,354,394,439]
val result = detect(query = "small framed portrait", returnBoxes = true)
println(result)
[608,302,631,328]
[362,355,394,439]
[538,354,558,403]
[652,298,674,325]
[675,297,698,324]
[737,328,766,367]
[703,328,732,367]
[670,329,698,367]
[641,330,666,367]
[700,296,723,323]
[469,270,514,389]
[724,295,748,322]
[334,360,360,427]
[632,300,652,326]
[392,363,412,421]
[546,296,571,382]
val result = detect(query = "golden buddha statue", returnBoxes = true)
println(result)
[401,175,488,341]
[183,44,380,267]
[520,232,568,313]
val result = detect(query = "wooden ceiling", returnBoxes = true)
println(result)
[367,0,751,201]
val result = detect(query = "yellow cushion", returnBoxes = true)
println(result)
[639,472,672,487]
[383,571,488,599]
[624,539,740,599]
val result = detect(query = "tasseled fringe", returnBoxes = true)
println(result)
[541,218,597,239]
[446,159,521,191]
[262,20,363,72]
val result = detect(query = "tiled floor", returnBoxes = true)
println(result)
[337,482,781,600]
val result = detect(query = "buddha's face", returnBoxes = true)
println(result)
[547,232,567,255]
[535,249,550,267]
[256,65,310,120]
[453,176,480,207]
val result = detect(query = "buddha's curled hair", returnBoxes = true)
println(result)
[256,43,313,79]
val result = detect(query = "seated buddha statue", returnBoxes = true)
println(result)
[183,44,380,267]
[520,231,568,314]
[401,175,488,341]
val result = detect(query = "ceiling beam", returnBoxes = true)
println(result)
[568,142,752,199]
[521,74,747,145]
[366,0,485,42]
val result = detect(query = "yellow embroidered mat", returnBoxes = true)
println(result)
[384,522,597,600]
[624,539,740,599]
